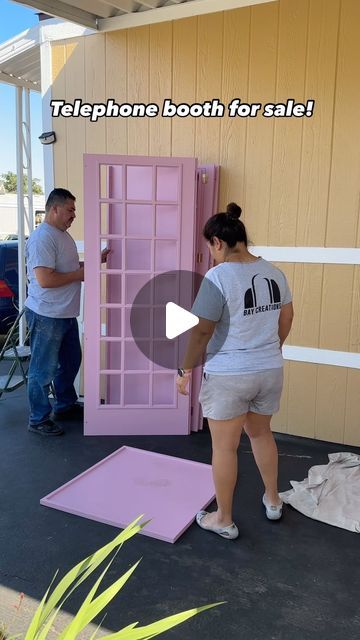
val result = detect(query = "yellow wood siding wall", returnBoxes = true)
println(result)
[51,0,360,446]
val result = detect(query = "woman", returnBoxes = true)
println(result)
[177,203,293,540]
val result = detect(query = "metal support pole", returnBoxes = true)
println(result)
[24,88,34,234]
[16,86,26,345]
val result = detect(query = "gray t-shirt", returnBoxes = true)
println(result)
[25,222,81,318]
[191,258,292,374]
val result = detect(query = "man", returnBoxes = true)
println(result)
[25,188,108,435]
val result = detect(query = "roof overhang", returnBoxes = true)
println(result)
[0,19,95,91]
[0,23,41,90]
[11,0,277,32]
[1,0,276,90]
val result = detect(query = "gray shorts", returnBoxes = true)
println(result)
[199,368,284,421]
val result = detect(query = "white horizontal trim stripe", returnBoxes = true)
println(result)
[283,346,360,369]
[77,242,360,265]
[252,246,360,264]
[76,240,107,253]
[76,243,360,368]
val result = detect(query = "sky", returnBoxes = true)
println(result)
[0,0,44,188]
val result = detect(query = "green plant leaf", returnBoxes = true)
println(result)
[88,614,108,640]
[35,604,63,640]
[57,559,141,640]
[100,602,225,640]
[24,576,58,639]
[21,517,221,640]
[38,517,147,628]
[114,624,139,633]
[57,554,119,639]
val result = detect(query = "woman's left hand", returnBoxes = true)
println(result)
[176,373,191,396]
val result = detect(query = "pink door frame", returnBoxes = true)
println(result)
[84,154,198,436]
[190,165,220,431]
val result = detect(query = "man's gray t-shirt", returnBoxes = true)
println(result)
[25,222,81,318]
[191,258,292,374]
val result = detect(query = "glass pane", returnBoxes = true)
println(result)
[100,203,108,235]
[124,341,150,371]
[155,205,179,238]
[100,203,122,235]
[108,165,122,199]
[152,374,175,406]
[152,307,166,339]
[106,238,122,270]
[124,374,149,405]
[126,204,153,236]
[125,307,151,338]
[125,274,151,305]
[125,239,151,270]
[109,203,122,235]
[101,340,122,371]
[100,373,121,405]
[154,272,177,305]
[155,240,178,271]
[153,341,177,370]
[100,273,122,304]
[156,166,179,202]
[126,165,153,200]
[100,165,109,199]
[101,307,122,338]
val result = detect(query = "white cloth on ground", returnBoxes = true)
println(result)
[280,452,360,533]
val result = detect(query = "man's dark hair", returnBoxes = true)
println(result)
[45,188,76,212]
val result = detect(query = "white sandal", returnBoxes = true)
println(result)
[195,511,239,540]
[262,495,283,520]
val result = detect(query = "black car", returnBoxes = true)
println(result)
[0,241,19,333]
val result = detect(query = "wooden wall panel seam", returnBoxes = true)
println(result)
[265,1,280,246]
[170,21,174,157]
[242,7,252,218]
[294,0,310,243]
[104,31,108,154]
[323,0,342,245]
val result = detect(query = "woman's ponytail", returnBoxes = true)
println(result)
[203,202,247,248]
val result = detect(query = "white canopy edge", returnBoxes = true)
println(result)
[98,0,277,31]
[0,19,96,91]
[11,0,277,33]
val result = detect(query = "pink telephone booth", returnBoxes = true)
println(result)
[84,155,219,436]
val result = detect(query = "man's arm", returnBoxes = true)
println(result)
[78,248,110,269]
[278,302,294,348]
[34,266,84,288]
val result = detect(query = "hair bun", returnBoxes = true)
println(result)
[226,202,242,220]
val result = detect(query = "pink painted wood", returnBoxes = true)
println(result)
[190,165,220,431]
[40,446,215,543]
[84,155,197,435]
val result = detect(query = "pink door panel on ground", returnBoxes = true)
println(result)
[84,155,197,436]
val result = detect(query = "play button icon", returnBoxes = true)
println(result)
[130,269,229,370]
[165,302,199,339]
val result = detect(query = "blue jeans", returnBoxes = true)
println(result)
[25,308,82,426]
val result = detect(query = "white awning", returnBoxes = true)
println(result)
[0,24,41,90]
[11,0,276,32]
[0,19,95,92]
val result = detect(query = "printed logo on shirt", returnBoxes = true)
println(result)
[244,275,282,316]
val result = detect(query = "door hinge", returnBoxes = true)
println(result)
[201,172,208,184]
[196,252,203,263]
